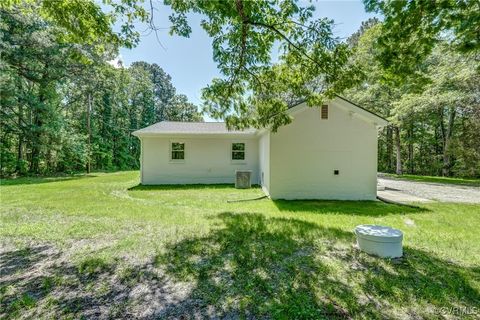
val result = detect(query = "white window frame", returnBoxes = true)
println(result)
[231,141,246,164]
[169,141,185,163]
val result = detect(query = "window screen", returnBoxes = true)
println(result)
[232,143,245,160]
[171,142,185,160]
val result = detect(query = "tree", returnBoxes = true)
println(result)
[363,0,480,81]
[346,17,380,47]
[0,8,203,176]
[4,1,360,129]
[1,0,148,49]
[344,23,405,174]
[0,9,83,173]
[130,62,176,122]
[391,44,479,176]
[346,18,480,178]
[165,0,358,129]
[165,94,203,122]
[3,2,478,178]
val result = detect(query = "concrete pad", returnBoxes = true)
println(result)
[378,176,480,203]
[377,190,434,203]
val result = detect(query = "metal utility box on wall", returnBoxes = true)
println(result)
[235,170,252,189]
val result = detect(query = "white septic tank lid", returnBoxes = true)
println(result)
[355,225,403,243]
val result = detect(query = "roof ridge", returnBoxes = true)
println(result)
[132,120,256,136]
[162,120,225,124]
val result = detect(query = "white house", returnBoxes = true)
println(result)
[132,96,389,200]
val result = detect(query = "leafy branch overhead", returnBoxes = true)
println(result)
[363,0,480,82]
[166,0,360,131]
[2,0,149,50]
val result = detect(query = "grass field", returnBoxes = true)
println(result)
[1,171,479,319]
[382,173,480,186]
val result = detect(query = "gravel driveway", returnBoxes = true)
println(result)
[377,175,480,203]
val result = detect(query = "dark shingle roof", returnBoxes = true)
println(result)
[132,121,256,136]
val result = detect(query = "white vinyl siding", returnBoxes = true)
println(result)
[269,99,378,200]
[142,137,259,184]
[258,132,271,195]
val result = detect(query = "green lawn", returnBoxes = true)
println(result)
[382,173,480,186]
[1,172,479,319]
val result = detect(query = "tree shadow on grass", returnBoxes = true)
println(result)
[0,246,188,319]
[155,212,479,319]
[1,214,478,319]
[0,174,97,186]
[128,184,235,191]
[128,184,261,191]
[273,199,429,216]
[0,245,59,277]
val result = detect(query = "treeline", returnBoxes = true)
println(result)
[346,19,480,178]
[0,9,202,176]
[1,5,479,179]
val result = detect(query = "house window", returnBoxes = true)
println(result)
[321,105,328,119]
[171,142,185,160]
[232,143,245,161]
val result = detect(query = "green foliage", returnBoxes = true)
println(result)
[1,0,149,50]
[166,0,359,130]
[129,61,202,122]
[165,94,203,122]
[345,20,480,178]
[364,0,480,82]
[2,1,478,179]
[0,9,202,176]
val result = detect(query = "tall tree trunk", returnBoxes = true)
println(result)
[30,86,46,173]
[438,107,446,176]
[386,126,394,172]
[16,104,24,174]
[407,124,414,174]
[442,107,456,176]
[45,137,53,172]
[30,75,50,174]
[29,113,42,173]
[394,126,402,175]
[16,137,24,173]
[86,92,92,173]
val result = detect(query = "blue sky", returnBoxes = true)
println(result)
[120,1,379,109]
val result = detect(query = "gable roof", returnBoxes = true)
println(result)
[335,95,389,123]
[288,95,389,126]
[132,121,256,137]
[133,97,389,137]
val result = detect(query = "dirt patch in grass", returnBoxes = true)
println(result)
[2,212,480,319]
[0,243,195,319]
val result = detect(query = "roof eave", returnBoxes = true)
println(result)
[132,132,258,138]
[335,95,390,124]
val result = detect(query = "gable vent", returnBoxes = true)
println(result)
[321,105,328,119]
